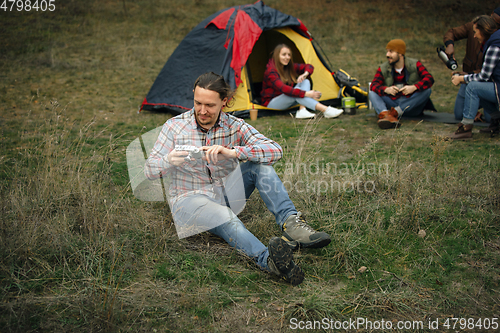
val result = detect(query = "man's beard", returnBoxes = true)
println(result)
[387,55,400,65]
[194,110,220,128]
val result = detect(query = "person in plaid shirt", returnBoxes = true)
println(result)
[260,44,344,119]
[448,16,500,139]
[369,39,434,129]
[443,7,500,123]
[145,72,331,286]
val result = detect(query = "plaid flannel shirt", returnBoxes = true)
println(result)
[260,59,314,106]
[144,109,283,202]
[464,45,500,83]
[370,60,434,100]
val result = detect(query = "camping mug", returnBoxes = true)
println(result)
[249,109,258,121]
[342,97,356,115]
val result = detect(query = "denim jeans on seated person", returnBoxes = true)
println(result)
[267,79,319,111]
[461,81,498,124]
[454,83,493,122]
[368,89,432,117]
[171,161,297,271]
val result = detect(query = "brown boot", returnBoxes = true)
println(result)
[447,123,473,140]
[377,108,401,129]
[479,118,499,136]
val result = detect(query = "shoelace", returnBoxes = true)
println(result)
[294,212,316,233]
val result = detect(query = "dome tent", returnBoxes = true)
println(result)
[140,1,342,118]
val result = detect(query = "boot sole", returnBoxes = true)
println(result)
[268,237,304,286]
[479,129,499,134]
[303,237,331,249]
[282,234,331,249]
[378,120,400,129]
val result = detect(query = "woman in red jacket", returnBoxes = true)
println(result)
[260,44,343,119]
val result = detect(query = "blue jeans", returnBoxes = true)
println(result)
[454,84,492,122]
[171,162,297,271]
[267,79,319,111]
[461,81,498,124]
[369,89,432,117]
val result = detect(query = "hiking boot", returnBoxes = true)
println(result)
[479,118,499,137]
[281,212,331,249]
[323,106,343,118]
[295,108,316,119]
[377,108,400,129]
[447,123,473,140]
[267,237,305,286]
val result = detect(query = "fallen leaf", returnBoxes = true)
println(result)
[358,266,367,273]
[269,303,284,312]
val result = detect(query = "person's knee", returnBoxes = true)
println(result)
[220,218,247,236]
[242,161,274,174]
[465,81,480,95]
[296,79,311,91]
[421,88,432,99]
[457,84,466,97]
[368,91,378,101]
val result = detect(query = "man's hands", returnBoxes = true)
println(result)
[384,85,417,96]
[167,150,190,167]
[399,85,417,95]
[384,86,400,96]
[167,145,237,166]
[201,145,237,164]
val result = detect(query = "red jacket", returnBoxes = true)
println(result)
[260,59,314,107]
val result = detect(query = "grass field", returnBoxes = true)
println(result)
[1,0,499,332]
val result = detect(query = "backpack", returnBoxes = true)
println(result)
[334,69,368,103]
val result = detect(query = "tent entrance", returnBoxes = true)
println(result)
[245,29,304,105]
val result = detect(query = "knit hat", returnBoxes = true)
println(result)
[494,7,500,16]
[386,39,406,55]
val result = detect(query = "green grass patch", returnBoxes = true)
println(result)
[1,0,500,331]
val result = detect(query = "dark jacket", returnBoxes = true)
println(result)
[379,57,420,86]
[443,21,483,73]
[444,14,500,74]
[483,29,500,107]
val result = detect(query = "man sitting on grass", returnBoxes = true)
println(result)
[369,39,434,129]
[144,72,331,286]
